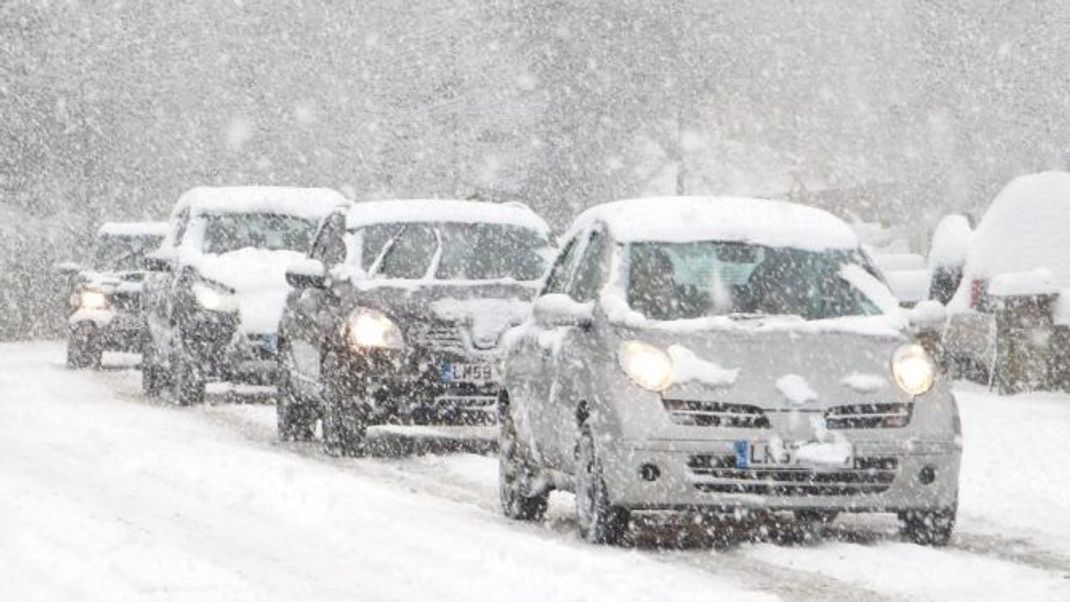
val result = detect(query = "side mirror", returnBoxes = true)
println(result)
[53,261,82,275]
[143,255,172,273]
[286,259,326,289]
[533,293,593,329]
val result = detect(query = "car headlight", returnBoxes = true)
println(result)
[891,343,936,396]
[345,307,404,350]
[192,281,238,313]
[618,340,674,392]
[76,290,109,310]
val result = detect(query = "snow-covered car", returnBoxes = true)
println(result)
[142,186,347,404]
[63,221,168,368]
[276,200,554,448]
[873,252,930,308]
[927,214,972,305]
[944,172,1070,393]
[499,197,961,545]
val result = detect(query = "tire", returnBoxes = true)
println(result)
[321,385,367,457]
[499,397,549,521]
[172,351,206,406]
[141,344,168,397]
[66,328,102,370]
[898,501,956,546]
[575,428,630,545]
[277,373,316,442]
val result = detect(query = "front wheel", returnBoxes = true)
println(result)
[172,351,206,406]
[575,428,630,545]
[277,374,316,441]
[898,502,956,546]
[499,399,549,521]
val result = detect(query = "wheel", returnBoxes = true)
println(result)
[499,396,549,521]
[277,373,316,441]
[321,373,367,456]
[141,344,168,397]
[66,328,102,370]
[575,428,630,545]
[172,351,206,406]
[898,501,956,546]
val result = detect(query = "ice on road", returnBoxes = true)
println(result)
[2,342,1069,602]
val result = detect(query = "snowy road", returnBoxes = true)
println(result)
[2,343,1069,602]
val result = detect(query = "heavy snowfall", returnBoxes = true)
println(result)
[3,2,1070,601]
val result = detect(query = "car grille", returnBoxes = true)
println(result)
[109,291,141,312]
[825,403,913,429]
[688,454,898,496]
[416,323,466,353]
[662,399,770,428]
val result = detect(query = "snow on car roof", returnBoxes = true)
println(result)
[962,172,1070,284]
[174,186,348,220]
[568,197,859,250]
[344,199,550,234]
[96,221,169,237]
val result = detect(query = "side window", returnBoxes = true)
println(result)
[568,230,608,303]
[541,235,581,295]
[378,224,437,279]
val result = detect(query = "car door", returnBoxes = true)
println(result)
[545,226,610,468]
[286,212,348,399]
[144,208,189,361]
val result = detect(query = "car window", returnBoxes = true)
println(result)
[568,229,608,303]
[541,235,581,295]
[377,224,437,279]
[309,213,347,267]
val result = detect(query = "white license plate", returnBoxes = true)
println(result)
[735,440,801,468]
[735,440,853,469]
[441,362,498,384]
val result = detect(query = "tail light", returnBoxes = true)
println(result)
[969,279,987,309]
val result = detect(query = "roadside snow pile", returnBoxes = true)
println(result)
[840,372,888,393]
[667,345,739,387]
[776,374,818,404]
[568,197,860,250]
[346,199,550,233]
[949,171,1070,311]
[928,214,972,268]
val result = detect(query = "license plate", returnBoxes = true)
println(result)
[735,440,799,468]
[441,362,497,384]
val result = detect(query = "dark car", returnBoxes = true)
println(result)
[63,221,168,368]
[276,199,554,451]
[141,186,346,404]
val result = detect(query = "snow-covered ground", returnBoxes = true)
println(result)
[2,342,1068,602]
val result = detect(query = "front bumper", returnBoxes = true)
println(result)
[331,347,501,425]
[599,437,960,513]
[69,308,148,352]
[181,311,279,385]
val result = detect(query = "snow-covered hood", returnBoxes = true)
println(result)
[187,248,306,334]
[632,325,910,411]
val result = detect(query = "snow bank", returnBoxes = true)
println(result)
[928,214,972,268]
[568,197,860,250]
[776,374,818,404]
[97,221,169,237]
[345,199,550,234]
[666,344,739,387]
[949,172,1070,310]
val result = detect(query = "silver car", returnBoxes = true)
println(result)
[499,197,961,545]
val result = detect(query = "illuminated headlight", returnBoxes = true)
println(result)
[77,290,109,310]
[192,281,238,313]
[618,340,674,392]
[892,343,936,396]
[345,307,404,350]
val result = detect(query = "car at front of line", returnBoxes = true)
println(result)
[64,221,168,369]
[499,197,961,546]
[141,186,347,404]
[276,200,555,450]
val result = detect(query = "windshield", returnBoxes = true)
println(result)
[367,222,551,281]
[201,213,316,254]
[91,234,163,271]
[626,241,883,321]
